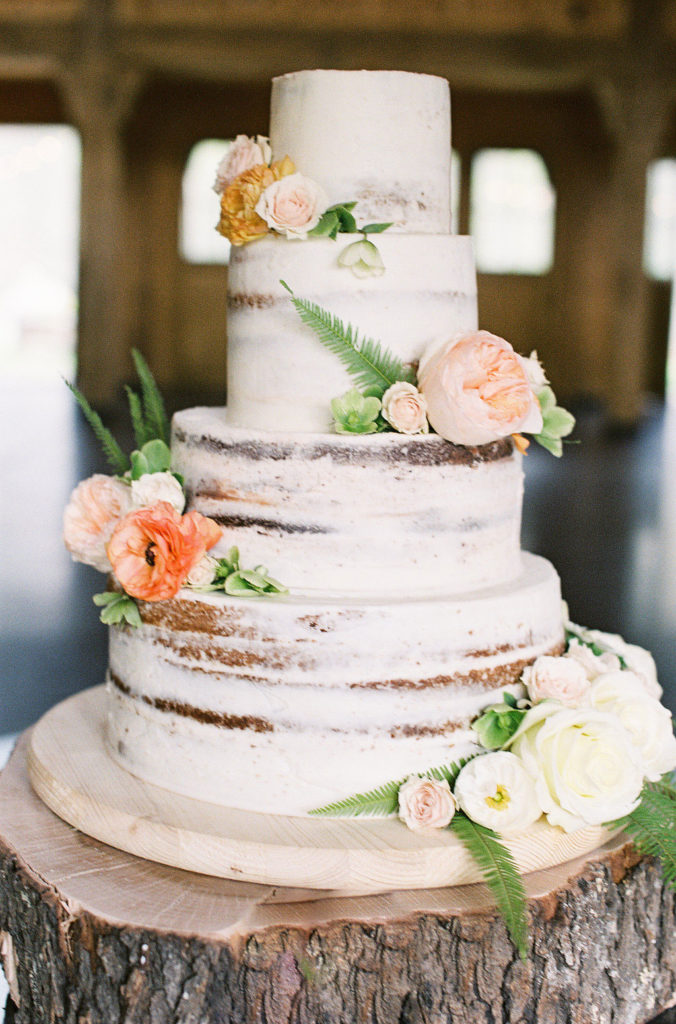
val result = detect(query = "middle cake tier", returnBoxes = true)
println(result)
[172,409,525,598]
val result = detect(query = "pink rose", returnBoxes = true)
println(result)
[255,172,329,239]
[398,775,457,832]
[381,381,429,435]
[418,331,543,446]
[522,654,590,706]
[63,474,132,572]
[213,135,271,194]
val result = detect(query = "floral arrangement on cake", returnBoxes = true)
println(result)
[213,135,391,272]
[282,283,575,455]
[63,350,287,626]
[310,622,676,958]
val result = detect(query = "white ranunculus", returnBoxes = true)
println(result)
[588,671,676,781]
[522,654,590,706]
[454,752,542,835]
[255,172,329,239]
[565,639,621,681]
[186,553,219,588]
[213,135,271,193]
[510,704,644,832]
[398,775,457,832]
[381,381,428,435]
[131,471,186,514]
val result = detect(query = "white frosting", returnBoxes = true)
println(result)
[226,233,477,432]
[172,411,523,597]
[106,554,564,815]
[270,70,451,232]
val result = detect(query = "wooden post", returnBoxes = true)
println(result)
[2,732,676,1024]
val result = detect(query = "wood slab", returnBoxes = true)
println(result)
[27,686,620,893]
[1,717,676,1021]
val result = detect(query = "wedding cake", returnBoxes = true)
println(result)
[63,70,675,854]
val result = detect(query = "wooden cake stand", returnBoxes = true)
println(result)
[1,696,676,1023]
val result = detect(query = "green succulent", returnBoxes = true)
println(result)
[331,388,382,434]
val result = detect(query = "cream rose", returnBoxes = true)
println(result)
[522,654,590,706]
[580,628,662,699]
[523,350,548,390]
[454,752,542,835]
[398,775,457,832]
[381,382,428,435]
[186,553,219,588]
[418,331,543,446]
[63,474,132,572]
[213,135,271,194]
[255,172,329,239]
[565,639,621,681]
[131,471,185,514]
[510,704,644,832]
[589,672,676,781]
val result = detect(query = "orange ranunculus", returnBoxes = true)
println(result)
[217,156,295,245]
[107,501,222,602]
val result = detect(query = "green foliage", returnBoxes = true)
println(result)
[201,548,288,598]
[281,281,416,398]
[64,379,130,475]
[125,385,150,448]
[93,591,142,628]
[533,386,576,458]
[131,348,171,446]
[450,814,529,960]
[129,439,173,480]
[615,778,676,890]
[309,202,358,239]
[361,222,392,235]
[331,389,381,434]
[473,700,527,750]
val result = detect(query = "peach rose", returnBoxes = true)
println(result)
[218,157,295,245]
[381,381,429,434]
[255,172,329,239]
[398,775,457,831]
[107,501,222,602]
[63,474,132,572]
[418,331,543,446]
[213,135,271,194]
[522,654,590,707]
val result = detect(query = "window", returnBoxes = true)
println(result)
[180,139,232,264]
[0,125,81,377]
[644,159,676,282]
[470,149,556,275]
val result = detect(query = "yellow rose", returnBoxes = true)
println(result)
[218,156,295,245]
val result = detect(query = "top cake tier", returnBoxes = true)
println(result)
[270,70,452,233]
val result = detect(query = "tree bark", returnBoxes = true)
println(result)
[2,732,676,1024]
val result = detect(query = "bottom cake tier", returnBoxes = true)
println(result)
[106,552,563,815]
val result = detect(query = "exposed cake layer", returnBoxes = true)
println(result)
[172,411,524,597]
[270,70,451,233]
[226,233,477,432]
[105,553,564,815]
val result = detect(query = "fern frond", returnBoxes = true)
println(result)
[64,379,129,474]
[423,755,476,786]
[281,283,416,396]
[131,348,170,445]
[450,814,529,960]
[619,785,676,889]
[125,385,149,448]
[310,778,403,817]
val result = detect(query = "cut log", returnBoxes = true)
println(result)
[1,731,676,1024]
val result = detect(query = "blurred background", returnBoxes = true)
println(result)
[2,0,676,737]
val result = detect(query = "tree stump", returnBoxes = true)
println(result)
[2,731,676,1024]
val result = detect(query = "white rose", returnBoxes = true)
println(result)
[131,472,185,514]
[454,752,542,835]
[63,474,132,572]
[565,639,621,681]
[569,626,661,699]
[523,350,549,390]
[398,775,457,832]
[255,172,329,239]
[589,671,676,781]
[510,704,644,831]
[186,553,219,588]
[522,654,590,706]
[213,135,271,193]
[381,382,428,435]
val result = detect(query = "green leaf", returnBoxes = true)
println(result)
[336,207,357,234]
[542,405,575,438]
[309,210,340,238]
[93,591,142,628]
[537,385,557,413]
[139,438,172,474]
[473,705,527,749]
[132,348,171,446]
[613,781,676,890]
[64,379,129,474]
[533,432,563,457]
[450,814,529,960]
[361,222,393,235]
[224,572,258,596]
[281,282,416,396]
[125,386,150,448]
[129,449,150,480]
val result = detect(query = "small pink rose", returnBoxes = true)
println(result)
[418,331,543,446]
[213,135,271,194]
[255,172,328,239]
[398,775,457,832]
[522,654,590,706]
[63,474,132,572]
[381,381,428,435]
